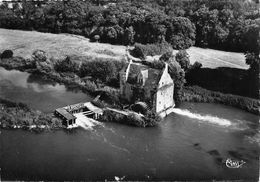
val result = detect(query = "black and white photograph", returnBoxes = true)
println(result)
[0,0,259,181]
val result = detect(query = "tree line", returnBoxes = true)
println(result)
[0,0,259,52]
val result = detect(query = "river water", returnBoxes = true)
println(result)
[0,67,259,181]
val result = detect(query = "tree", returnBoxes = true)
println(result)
[191,5,219,47]
[33,50,54,73]
[123,26,135,45]
[44,1,65,33]
[245,53,260,98]
[144,11,168,43]
[1,50,13,59]
[20,1,37,30]
[243,19,260,54]
[244,19,260,99]
[80,59,117,83]
[175,50,190,71]
[166,17,196,49]
[54,56,79,73]
[63,0,87,34]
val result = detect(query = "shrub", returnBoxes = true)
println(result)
[131,42,172,59]
[175,50,190,71]
[32,50,47,62]
[84,80,98,93]
[1,50,13,59]
[54,56,80,73]
[79,58,123,84]
[123,26,135,45]
[80,58,118,82]
[0,98,30,111]
[190,61,202,70]
[97,86,121,105]
[101,109,126,123]
[95,49,116,56]
[32,50,54,73]
[126,112,145,127]
[183,86,259,115]
[159,51,173,62]
[144,110,162,126]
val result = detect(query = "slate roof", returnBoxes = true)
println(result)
[84,102,103,114]
[126,63,162,87]
[64,102,85,112]
[55,108,76,121]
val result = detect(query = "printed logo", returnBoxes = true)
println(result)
[225,158,246,168]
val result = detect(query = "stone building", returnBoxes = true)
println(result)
[119,61,175,117]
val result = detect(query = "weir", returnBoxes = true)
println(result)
[172,108,232,127]
[73,113,103,130]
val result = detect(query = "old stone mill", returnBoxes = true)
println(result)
[54,49,176,127]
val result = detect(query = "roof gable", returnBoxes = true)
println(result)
[158,63,173,89]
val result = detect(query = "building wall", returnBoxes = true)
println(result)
[123,83,133,102]
[156,85,174,113]
[120,63,175,112]
[119,71,126,95]
[156,64,175,113]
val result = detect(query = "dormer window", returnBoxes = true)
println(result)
[137,73,142,84]
[138,77,142,84]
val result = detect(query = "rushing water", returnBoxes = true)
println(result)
[0,67,259,181]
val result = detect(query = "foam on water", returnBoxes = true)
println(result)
[172,108,232,127]
[74,113,103,130]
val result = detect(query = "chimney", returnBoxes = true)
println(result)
[164,63,169,74]
[125,59,132,81]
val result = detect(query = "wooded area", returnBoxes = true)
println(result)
[0,0,259,52]
[0,0,259,99]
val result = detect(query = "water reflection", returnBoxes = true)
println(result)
[0,67,92,112]
[27,73,68,93]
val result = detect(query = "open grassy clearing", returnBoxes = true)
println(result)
[0,29,248,69]
[0,29,126,60]
[185,47,248,69]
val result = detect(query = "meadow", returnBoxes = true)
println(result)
[0,29,248,69]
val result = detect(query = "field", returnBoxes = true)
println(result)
[0,29,126,60]
[0,29,249,69]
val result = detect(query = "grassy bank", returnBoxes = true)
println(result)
[0,98,63,131]
[183,86,259,115]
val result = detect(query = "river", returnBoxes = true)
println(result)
[0,67,259,181]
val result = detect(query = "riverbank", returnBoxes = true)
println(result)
[183,86,259,115]
[0,56,122,107]
[0,54,258,119]
[0,98,63,131]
